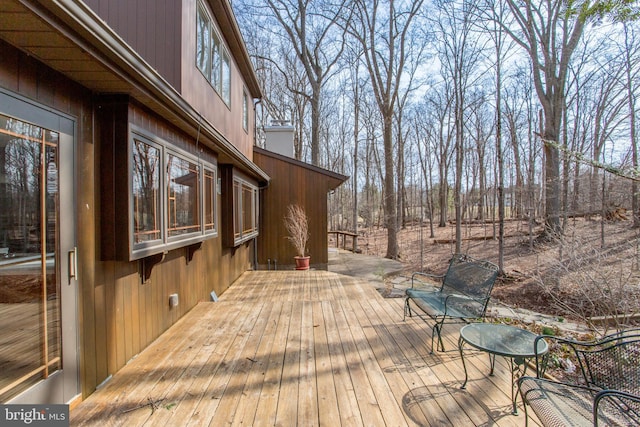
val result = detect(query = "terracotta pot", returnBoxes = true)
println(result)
[294,256,310,270]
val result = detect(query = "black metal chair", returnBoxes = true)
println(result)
[518,328,640,426]
[404,254,499,352]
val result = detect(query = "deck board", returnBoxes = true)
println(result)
[71,270,540,426]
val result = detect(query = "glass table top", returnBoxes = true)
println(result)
[459,323,548,358]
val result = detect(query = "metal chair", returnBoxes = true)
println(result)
[518,328,640,426]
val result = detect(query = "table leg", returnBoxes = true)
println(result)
[489,353,496,376]
[459,336,469,389]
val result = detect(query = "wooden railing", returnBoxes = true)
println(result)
[328,230,359,252]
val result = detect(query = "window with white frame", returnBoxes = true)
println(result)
[196,1,231,106]
[132,138,162,245]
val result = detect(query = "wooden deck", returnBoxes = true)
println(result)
[70,271,540,426]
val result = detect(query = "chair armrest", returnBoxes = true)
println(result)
[594,390,640,426]
[442,293,489,318]
[532,334,596,380]
[411,271,444,290]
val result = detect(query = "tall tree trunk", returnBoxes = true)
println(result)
[352,81,360,249]
[543,123,562,236]
[496,39,505,273]
[383,116,399,258]
[311,83,321,165]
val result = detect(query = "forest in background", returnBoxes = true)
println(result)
[231,0,640,274]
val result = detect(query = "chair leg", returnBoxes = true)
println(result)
[521,397,530,426]
[430,322,445,353]
[403,298,412,321]
[430,324,436,354]
[433,322,445,352]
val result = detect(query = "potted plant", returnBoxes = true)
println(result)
[284,204,310,270]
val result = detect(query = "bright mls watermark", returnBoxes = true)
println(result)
[1,405,68,426]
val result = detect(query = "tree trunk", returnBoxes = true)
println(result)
[543,128,562,236]
[383,116,399,259]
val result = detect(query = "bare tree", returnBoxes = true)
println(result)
[480,0,514,272]
[434,0,486,253]
[269,0,351,165]
[424,84,456,228]
[349,0,426,259]
[502,0,637,238]
[236,0,350,165]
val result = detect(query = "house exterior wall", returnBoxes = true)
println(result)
[180,0,255,161]
[0,36,253,400]
[83,0,182,89]
[82,0,256,162]
[254,149,346,270]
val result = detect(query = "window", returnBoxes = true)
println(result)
[133,138,162,244]
[203,167,217,233]
[233,176,258,244]
[242,184,256,235]
[0,111,64,401]
[242,91,249,132]
[128,127,218,259]
[167,152,200,238]
[221,50,231,105]
[196,1,231,106]
[211,31,221,88]
[196,3,211,79]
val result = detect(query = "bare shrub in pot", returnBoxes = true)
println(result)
[284,204,310,269]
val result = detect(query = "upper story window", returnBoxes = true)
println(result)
[242,90,249,132]
[197,1,231,106]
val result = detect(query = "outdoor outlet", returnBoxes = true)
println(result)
[169,293,179,308]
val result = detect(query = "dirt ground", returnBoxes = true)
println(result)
[355,215,640,326]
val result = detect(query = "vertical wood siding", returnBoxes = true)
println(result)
[83,0,256,162]
[83,0,181,89]
[0,40,252,399]
[254,150,340,270]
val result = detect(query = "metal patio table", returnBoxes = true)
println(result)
[458,323,548,414]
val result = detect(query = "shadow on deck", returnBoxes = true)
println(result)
[70,270,539,426]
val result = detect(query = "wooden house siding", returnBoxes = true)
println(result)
[83,0,182,89]
[180,0,255,161]
[254,148,346,270]
[0,39,253,399]
[83,0,256,162]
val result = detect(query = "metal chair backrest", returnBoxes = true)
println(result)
[575,331,640,395]
[441,254,499,301]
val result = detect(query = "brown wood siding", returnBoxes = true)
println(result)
[0,40,252,399]
[83,0,255,161]
[83,0,182,89]
[254,151,338,270]
[180,0,255,161]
